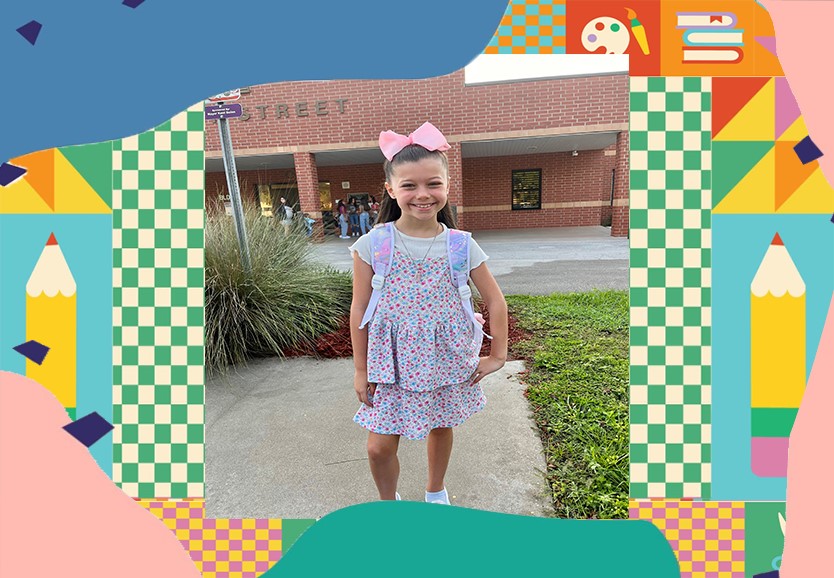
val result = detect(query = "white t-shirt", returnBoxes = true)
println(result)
[349,223,489,271]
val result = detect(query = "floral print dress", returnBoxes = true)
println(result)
[353,248,485,440]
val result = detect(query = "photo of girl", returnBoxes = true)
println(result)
[349,122,508,505]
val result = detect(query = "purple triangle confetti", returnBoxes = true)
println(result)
[123,0,146,8]
[13,340,49,365]
[794,135,823,165]
[63,412,114,448]
[0,162,27,186]
[16,20,42,46]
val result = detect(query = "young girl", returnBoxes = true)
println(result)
[349,122,508,505]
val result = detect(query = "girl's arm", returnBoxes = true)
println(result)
[350,251,376,405]
[470,262,508,381]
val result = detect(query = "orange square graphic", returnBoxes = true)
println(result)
[659,1,783,76]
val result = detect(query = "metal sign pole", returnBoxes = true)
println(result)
[217,116,252,275]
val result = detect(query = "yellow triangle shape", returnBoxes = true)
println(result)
[777,167,834,213]
[778,115,810,142]
[715,78,775,141]
[714,148,776,213]
[53,150,111,214]
[0,178,53,214]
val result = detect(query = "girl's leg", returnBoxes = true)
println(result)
[426,427,453,492]
[367,432,401,499]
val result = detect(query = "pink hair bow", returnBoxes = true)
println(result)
[378,122,451,161]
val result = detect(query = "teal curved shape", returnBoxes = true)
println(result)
[267,502,681,577]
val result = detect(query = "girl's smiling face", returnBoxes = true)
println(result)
[385,157,449,222]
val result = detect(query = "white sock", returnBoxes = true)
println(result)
[425,488,449,504]
[396,492,401,501]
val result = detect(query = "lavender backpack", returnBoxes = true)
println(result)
[358,222,487,346]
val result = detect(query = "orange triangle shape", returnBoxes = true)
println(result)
[775,141,818,210]
[10,149,57,211]
[777,166,834,214]
[712,77,772,138]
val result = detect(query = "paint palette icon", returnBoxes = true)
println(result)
[582,16,631,54]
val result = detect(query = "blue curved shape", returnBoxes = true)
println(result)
[1,0,507,162]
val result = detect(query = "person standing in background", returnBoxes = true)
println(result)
[348,199,360,237]
[358,204,370,235]
[277,197,293,234]
[370,195,380,225]
[336,200,349,239]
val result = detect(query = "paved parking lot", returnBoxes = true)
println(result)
[311,225,629,295]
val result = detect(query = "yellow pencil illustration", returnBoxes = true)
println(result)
[750,233,806,477]
[626,7,651,55]
[26,232,77,417]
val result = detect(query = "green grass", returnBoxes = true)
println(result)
[507,290,629,519]
[205,206,353,373]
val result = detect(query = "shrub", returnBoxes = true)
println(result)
[205,205,352,373]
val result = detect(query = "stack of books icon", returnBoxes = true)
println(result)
[677,12,744,64]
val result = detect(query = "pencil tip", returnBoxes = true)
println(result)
[46,233,57,246]
[771,233,783,246]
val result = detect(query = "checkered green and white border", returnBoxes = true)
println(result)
[112,104,206,499]
[629,77,712,500]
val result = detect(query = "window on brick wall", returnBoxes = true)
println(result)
[512,169,542,210]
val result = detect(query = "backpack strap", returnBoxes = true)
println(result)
[358,222,395,329]
[447,228,491,345]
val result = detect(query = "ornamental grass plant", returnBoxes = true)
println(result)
[205,205,352,373]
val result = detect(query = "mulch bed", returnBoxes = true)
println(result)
[283,301,532,360]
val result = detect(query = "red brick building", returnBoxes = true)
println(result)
[204,69,629,236]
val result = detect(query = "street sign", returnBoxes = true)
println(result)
[206,89,241,103]
[205,103,243,120]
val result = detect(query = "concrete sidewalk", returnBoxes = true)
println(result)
[311,225,628,295]
[205,357,552,520]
